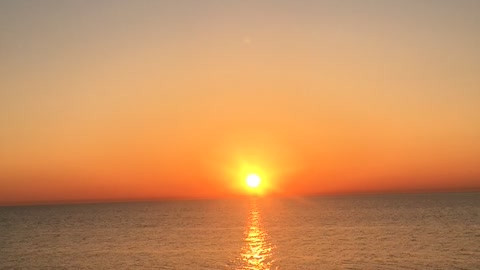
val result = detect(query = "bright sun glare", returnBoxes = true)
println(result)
[246,174,261,188]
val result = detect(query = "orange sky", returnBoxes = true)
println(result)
[1,1,480,205]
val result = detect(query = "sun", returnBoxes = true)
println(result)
[246,174,261,188]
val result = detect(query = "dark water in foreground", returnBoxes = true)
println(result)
[1,193,479,269]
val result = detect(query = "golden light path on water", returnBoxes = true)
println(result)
[239,200,277,270]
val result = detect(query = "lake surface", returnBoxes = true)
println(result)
[1,192,479,269]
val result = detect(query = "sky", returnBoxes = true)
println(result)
[1,0,480,205]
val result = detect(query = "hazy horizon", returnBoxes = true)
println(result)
[1,187,478,207]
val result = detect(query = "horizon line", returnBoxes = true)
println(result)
[1,188,479,207]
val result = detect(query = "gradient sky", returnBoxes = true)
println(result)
[1,0,480,204]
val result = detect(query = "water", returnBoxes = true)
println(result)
[1,193,479,269]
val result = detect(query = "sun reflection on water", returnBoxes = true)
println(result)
[239,201,277,270]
